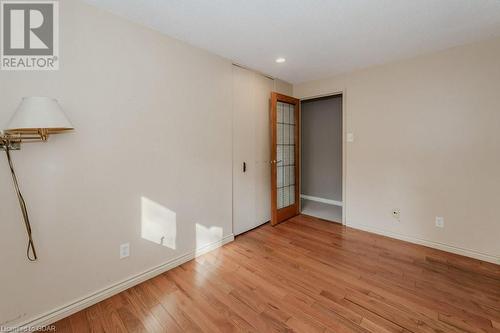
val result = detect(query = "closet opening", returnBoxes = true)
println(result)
[300,94,344,224]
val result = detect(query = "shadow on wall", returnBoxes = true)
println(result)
[141,196,224,253]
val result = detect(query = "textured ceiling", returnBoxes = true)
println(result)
[84,0,500,83]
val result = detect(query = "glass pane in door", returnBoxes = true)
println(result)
[276,101,296,209]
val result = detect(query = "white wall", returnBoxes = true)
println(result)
[0,0,236,327]
[294,37,500,264]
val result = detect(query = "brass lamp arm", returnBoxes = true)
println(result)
[1,130,49,144]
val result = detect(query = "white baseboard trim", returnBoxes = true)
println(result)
[13,234,235,332]
[347,221,500,265]
[301,194,343,207]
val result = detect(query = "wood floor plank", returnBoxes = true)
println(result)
[42,215,500,333]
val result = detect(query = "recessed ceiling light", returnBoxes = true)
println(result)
[275,57,286,63]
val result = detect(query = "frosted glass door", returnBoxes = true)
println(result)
[271,93,300,225]
[276,101,296,209]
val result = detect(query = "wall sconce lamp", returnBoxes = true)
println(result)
[0,97,74,262]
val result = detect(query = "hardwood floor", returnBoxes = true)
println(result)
[47,215,500,332]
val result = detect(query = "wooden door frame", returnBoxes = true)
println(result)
[299,90,346,226]
[270,92,301,226]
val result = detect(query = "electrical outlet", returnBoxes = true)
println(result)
[392,209,400,221]
[120,243,130,259]
[435,217,444,228]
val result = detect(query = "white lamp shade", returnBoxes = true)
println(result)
[5,97,74,134]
